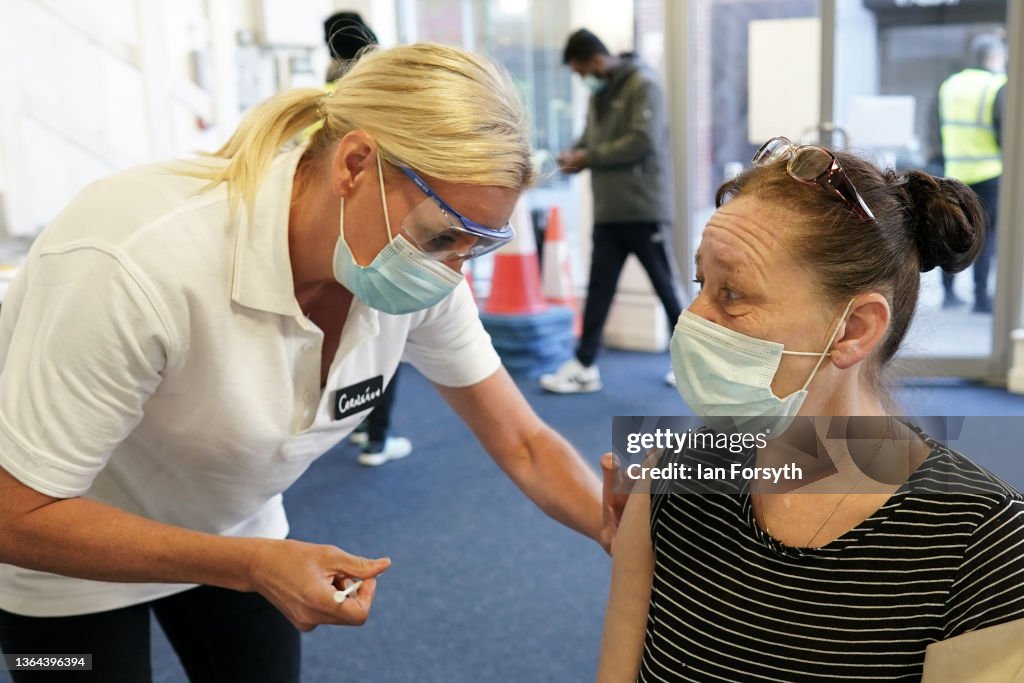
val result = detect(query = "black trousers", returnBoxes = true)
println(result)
[365,366,399,445]
[576,221,683,367]
[0,586,300,683]
[942,176,1000,303]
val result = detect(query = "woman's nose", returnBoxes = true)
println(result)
[686,294,720,326]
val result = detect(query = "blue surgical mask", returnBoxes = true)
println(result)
[332,154,463,315]
[582,74,606,93]
[669,300,854,438]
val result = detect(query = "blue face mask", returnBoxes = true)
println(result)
[669,299,854,438]
[332,155,463,315]
[582,74,606,93]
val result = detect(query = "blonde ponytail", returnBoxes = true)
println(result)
[185,87,324,207]
[184,43,533,209]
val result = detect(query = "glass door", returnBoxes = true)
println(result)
[677,0,1019,380]
[826,0,1013,379]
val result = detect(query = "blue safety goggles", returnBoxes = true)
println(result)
[398,166,516,262]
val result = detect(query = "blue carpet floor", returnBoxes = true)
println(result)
[5,349,1024,683]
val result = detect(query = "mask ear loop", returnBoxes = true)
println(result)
[795,297,857,391]
[376,149,395,243]
[338,196,345,238]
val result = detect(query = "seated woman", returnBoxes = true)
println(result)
[597,138,1024,682]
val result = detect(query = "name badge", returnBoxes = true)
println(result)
[333,376,384,420]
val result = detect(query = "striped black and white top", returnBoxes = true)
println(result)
[641,434,1024,682]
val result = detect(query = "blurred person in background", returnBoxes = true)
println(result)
[540,28,683,394]
[324,10,378,80]
[934,31,1007,314]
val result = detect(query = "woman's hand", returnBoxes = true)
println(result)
[600,452,629,554]
[246,538,391,632]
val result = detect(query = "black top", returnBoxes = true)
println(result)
[641,433,1024,682]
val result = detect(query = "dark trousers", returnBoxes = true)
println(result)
[942,176,1000,304]
[576,221,683,367]
[0,585,300,683]
[365,367,399,445]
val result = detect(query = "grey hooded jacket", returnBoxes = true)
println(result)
[576,55,675,224]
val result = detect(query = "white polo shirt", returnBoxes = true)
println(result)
[0,144,501,616]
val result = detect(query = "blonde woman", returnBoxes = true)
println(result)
[0,44,612,682]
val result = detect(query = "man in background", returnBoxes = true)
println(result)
[936,32,1007,314]
[322,11,412,465]
[540,29,682,394]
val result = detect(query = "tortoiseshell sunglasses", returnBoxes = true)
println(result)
[753,136,875,221]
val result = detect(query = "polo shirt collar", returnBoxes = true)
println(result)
[230,143,308,317]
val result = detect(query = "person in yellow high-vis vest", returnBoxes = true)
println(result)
[937,32,1007,313]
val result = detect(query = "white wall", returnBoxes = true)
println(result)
[333,0,399,47]
[1,0,147,235]
[748,18,821,144]
[834,0,880,148]
[569,0,633,53]
[0,0,261,237]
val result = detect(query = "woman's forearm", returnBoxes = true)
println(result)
[513,425,604,542]
[0,468,259,591]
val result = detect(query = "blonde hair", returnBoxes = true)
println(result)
[189,42,533,208]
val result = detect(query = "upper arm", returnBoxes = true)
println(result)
[597,492,655,682]
[405,283,530,459]
[588,76,661,166]
[403,282,501,388]
[433,367,545,463]
[620,76,662,145]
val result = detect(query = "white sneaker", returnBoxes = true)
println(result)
[358,436,413,467]
[664,369,677,387]
[539,359,602,394]
[349,420,369,445]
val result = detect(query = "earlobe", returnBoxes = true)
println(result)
[828,347,853,370]
[830,295,891,370]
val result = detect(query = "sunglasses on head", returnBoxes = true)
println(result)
[752,136,875,221]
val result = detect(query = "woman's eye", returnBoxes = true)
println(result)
[692,277,741,303]
[423,233,457,251]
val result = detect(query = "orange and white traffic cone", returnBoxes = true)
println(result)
[484,196,547,315]
[541,206,581,336]
[479,196,574,378]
